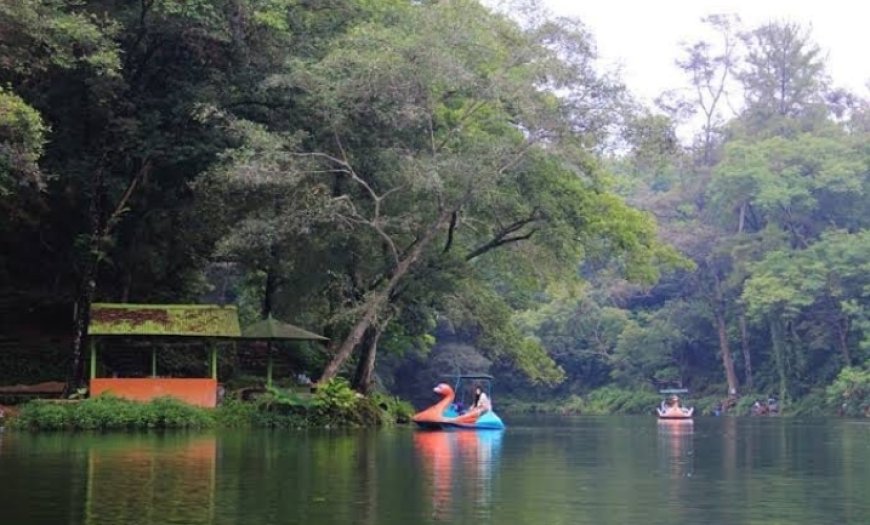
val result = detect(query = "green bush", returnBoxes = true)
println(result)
[789,389,828,416]
[371,393,415,423]
[214,397,259,427]
[10,383,416,431]
[582,386,661,415]
[13,400,70,430]
[826,365,870,417]
[11,395,215,431]
[310,377,361,425]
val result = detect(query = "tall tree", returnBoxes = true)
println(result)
[738,21,828,134]
[207,0,680,388]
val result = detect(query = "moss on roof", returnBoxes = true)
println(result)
[89,303,241,337]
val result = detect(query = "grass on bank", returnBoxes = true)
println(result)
[9,378,415,431]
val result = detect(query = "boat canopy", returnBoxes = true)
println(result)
[440,373,494,381]
[659,388,689,395]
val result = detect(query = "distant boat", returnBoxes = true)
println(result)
[656,388,694,420]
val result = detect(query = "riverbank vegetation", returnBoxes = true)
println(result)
[10,379,413,431]
[0,1,867,417]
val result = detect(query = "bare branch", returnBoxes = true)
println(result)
[443,211,458,254]
[465,209,542,261]
[105,158,152,234]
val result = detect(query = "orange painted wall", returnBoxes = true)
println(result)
[90,378,217,408]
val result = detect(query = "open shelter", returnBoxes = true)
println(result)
[87,303,241,407]
[239,314,328,387]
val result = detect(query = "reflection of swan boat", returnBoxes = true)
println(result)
[414,427,504,520]
[657,417,694,480]
[656,388,694,419]
[413,375,506,430]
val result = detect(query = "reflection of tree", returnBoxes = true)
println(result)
[355,430,378,525]
[85,436,216,525]
[414,431,503,522]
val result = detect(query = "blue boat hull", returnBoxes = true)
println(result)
[414,410,506,430]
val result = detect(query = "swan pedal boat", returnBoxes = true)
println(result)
[413,381,505,430]
[656,406,694,419]
[656,388,694,419]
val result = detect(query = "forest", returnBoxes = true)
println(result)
[0,0,867,416]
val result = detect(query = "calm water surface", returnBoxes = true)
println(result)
[1,416,867,525]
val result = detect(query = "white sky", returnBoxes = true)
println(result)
[542,0,870,105]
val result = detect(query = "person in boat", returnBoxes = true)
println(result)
[751,399,767,416]
[766,396,779,414]
[471,385,491,415]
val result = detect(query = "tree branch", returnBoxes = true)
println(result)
[443,211,458,253]
[465,209,542,261]
[105,158,152,234]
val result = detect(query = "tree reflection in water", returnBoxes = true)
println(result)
[413,430,503,521]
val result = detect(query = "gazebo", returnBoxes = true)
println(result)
[239,314,328,387]
[87,303,240,407]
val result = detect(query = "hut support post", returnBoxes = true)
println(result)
[266,342,273,388]
[89,339,97,380]
[210,344,217,380]
[151,347,157,378]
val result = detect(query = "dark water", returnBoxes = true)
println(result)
[1,416,868,525]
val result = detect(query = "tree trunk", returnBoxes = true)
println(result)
[739,313,753,390]
[65,164,105,396]
[318,211,450,383]
[262,268,275,318]
[66,261,98,396]
[352,325,382,394]
[770,318,789,403]
[63,160,148,396]
[712,272,738,396]
[834,317,851,366]
[715,309,739,397]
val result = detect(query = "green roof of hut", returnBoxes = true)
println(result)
[88,303,241,337]
[240,315,328,341]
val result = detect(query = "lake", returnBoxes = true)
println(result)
[1,416,868,525]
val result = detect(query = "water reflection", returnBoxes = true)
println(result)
[85,435,216,525]
[413,430,503,521]
[657,419,694,480]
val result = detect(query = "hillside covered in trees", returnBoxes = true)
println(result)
[1,1,867,415]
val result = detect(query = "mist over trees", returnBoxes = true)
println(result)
[0,1,866,414]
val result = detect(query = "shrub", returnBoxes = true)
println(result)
[13,400,70,430]
[371,393,415,423]
[310,378,360,425]
[11,395,215,431]
[826,365,870,417]
[215,397,258,427]
[583,386,661,415]
[11,384,416,431]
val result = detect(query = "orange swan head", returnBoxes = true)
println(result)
[413,383,456,422]
[433,383,455,398]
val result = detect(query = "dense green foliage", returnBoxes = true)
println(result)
[497,16,868,414]
[0,2,866,416]
[10,379,411,430]
[11,396,215,431]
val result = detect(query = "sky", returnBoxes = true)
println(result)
[542,0,869,106]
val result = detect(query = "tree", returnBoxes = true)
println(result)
[0,87,47,197]
[206,0,681,389]
[675,14,741,165]
[738,21,828,134]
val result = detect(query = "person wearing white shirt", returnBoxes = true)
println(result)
[472,386,491,413]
